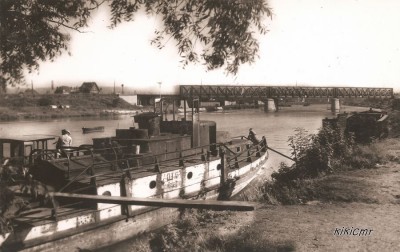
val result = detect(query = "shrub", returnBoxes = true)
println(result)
[278,126,354,180]
[259,125,395,205]
[343,143,387,169]
[149,209,231,251]
[37,96,54,106]
[112,98,121,107]
[149,209,295,251]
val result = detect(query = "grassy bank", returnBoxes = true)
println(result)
[255,118,399,205]
[0,94,141,121]
[98,208,295,252]
[257,140,398,206]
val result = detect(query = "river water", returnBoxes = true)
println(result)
[0,104,366,157]
[0,103,369,183]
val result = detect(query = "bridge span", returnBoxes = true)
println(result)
[179,85,393,100]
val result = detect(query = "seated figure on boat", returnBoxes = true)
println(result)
[248,128,259,144]
[55,129,72,149]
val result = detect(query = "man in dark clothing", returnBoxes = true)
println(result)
[248,128,259,144]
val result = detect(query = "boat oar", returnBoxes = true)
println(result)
[49,192,256,211]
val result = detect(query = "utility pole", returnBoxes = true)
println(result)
[157,82,162,99]
[157,82,162,120]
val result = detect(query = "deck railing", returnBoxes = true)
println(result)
[45,137,268,220]
[44,137,266,193]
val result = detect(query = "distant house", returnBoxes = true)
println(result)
[54,86,72,94]
[79,82,100,94]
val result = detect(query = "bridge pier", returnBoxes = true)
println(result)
[331,98,340,113]
[264,98,277,112]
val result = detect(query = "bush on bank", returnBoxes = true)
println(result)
[272,126,354,183]
[260,123,395,205]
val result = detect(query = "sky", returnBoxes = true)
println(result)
[25,0,400,93]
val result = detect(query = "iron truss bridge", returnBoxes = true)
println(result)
[179,85,394,100]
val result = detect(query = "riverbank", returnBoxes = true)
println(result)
[0,94,146,121]
[0,107,142,121]
[98,139,400,251]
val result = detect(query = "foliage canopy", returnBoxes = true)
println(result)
[0,0,271,90]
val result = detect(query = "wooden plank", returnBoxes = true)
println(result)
[49,192,256,211]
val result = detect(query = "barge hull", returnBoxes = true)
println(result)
[4,151,268,252]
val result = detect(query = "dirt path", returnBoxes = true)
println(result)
[217,161,400,251]
[247,203,400,251]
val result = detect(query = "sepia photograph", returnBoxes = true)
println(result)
[1,0,399,251]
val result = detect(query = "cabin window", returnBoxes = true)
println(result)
[2,143,10,158]
[102,191,111,196]
[24,145,32,157]
[149,180,157,189]
[236,147,241,152]
[187,172,193,179]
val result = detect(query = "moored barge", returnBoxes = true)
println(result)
[0,112,269,251]
[323,108,389,142]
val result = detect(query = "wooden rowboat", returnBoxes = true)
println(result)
[82,126,104,134]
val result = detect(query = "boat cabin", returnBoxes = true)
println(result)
[346,110,389,142]
[323,109,389,143]
[0,136,55,165]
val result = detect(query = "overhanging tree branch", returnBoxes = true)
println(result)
[0,0,272,87]
[46,19,88,33]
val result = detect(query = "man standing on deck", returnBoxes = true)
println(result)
[55,129,72,149]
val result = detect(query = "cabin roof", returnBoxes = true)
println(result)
[0,136,55,143]
[79,82,100,93]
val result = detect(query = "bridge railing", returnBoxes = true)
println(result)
[179,85,393,99]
